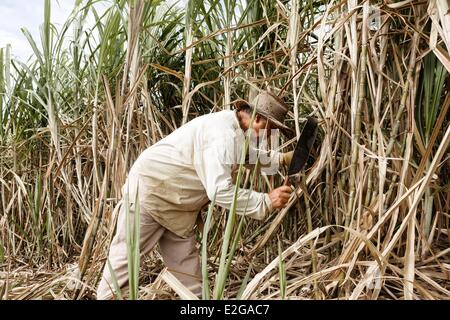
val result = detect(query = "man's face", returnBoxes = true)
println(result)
[248,115,280,175]
[252,115,271,139]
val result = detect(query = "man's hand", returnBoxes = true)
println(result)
[268,186,292,209]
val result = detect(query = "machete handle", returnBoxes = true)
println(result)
[283,176,291,187]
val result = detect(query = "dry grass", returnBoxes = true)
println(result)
[1,0,449,300]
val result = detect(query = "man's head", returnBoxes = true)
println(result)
[235,91,293,139]
[236,103,272,138]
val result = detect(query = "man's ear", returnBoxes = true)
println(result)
[255,114,269,129]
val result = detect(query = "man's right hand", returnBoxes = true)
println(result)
[268,186,292,209]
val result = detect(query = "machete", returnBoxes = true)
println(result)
[248,117,319,256]
[283,117,318,186]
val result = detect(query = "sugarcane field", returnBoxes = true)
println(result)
[0,0,450,301]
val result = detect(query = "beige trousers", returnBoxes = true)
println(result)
[96,202,202,300]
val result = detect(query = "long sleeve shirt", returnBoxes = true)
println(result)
[122,110,280,238]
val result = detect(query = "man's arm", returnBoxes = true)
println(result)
[194,143,272,220]
[194,143,292,220]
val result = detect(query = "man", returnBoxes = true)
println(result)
[97,91,294,299]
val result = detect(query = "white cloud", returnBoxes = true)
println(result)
[0,0,75,60]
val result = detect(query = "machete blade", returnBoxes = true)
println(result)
[287,117,318,177]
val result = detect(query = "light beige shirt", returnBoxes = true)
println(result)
[123,110,278,238]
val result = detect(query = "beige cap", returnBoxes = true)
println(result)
[235,91,294,137]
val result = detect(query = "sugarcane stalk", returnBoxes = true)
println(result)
[345,1,369,240]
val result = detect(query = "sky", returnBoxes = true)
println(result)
[0,0,77,61]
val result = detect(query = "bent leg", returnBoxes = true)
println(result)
[96,205,165,300]
[159,230,202,297]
